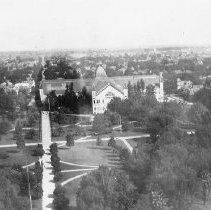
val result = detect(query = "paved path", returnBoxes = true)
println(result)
[61,173,88,186]
[0,134,149,149]
[41,111,55,210]
[61,168,97,173]
[120,138,133,153]
[60,160,98,168]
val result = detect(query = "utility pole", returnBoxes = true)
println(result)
[26,165,33,210]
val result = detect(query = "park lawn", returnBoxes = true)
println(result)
[89,130,147,140]
[60,162,97,171]
[58,141,120,167]
[126,138,138,148]
[0,146,38,168]
[57,140,124,208]
[0,131,41,145]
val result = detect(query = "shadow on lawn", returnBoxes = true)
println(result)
[87,146,111,151]
[7,150,19,154]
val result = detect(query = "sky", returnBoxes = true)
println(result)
[0,0,211,51]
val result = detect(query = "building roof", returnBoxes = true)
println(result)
[41,74,160,95]
[94,81,124,95]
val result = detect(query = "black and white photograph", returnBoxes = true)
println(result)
[1,0,211,209]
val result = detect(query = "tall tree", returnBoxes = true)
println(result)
[76,166,137,210]
[14,120,25,151]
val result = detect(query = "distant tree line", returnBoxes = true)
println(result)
[43,58,80,80]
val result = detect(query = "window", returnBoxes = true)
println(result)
[93,100,95,104]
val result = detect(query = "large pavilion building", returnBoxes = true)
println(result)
[40,66,164,114]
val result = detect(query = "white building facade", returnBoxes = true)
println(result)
[92,83,128,114]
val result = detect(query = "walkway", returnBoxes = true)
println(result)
[41,111,55,210]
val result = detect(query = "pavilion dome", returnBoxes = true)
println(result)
[96,66,107,78]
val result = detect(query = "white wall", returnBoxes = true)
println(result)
[92,85,126,114]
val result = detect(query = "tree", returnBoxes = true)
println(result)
[140,79,145,93]
[193,88,211,113]
[0,173,30,210]
[92,114,110,135]
[14,120,25,151]
[146,84,155,96]
[146,104,176,144]
[188,102,211,125]
[25,129,37,140]
[104,110,120,126]
[50,143,58,155]
[33,144,45,157]
[46,90,58,111]
[51,154,61,171]
[0,88,16,116]
[108,136,116,147]
[0,119,11,135]
[32,183,43,199]
[66,134,74,147]
[20,170,37,196]
[177,88,190,101]
[53,171,63,182]
[53,185,69,210]
[34,161,43,183]
[96,135,103,146]
[76,166,137,210]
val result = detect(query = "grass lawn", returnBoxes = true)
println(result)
[0,131,41,145]
[57,141,122,207]
[126,138,138,148]
[0,146,38,168]
[58,141,120,167]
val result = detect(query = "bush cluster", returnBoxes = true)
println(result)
[50,143,62,182]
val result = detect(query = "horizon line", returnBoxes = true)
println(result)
[1,44,211,53]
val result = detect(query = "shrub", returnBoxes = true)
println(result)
[74,126,87,136]
[122,122,132,132]
[108,136,116,147]
[53,185,66,196]
[66,134,74,147]
[32,184,43,199]
[50,143,58,155]
[96,135,103,146]
[33,144,45,157]
[52,126,64,137]
[53,186,69,210]
[34,161,43,183]
[53,171,63,182]
[51,155,60,168]
[0,120,11,135]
